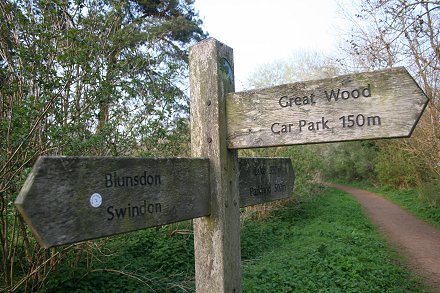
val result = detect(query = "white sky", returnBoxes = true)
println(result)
[193,0,352,90]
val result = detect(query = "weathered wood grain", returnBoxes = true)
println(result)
[239,158,294,207]
[226,67,428,149]
[190,38,241,293]
[14,156,210,248]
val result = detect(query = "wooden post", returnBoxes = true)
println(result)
[189,38,241,292]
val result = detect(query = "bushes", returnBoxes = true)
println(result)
[321,138,440,194]
[374,141,421,188]
[321,141,377,182]
[418,180,440,209]
[41,222,196,293]
[0,1,204,291]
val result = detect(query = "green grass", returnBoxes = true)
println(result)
[40,188,431,292]
[41,222,197,293]
[333,180,440,230]
[241,188,431,292]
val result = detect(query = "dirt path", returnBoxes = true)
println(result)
[328,183,440,292]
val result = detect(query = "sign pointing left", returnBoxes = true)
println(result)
[15,156,210,248]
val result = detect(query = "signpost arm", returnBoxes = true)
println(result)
[189,38,241,292]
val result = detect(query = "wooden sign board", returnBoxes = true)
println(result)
[226,67,429,149]
[239,158,294,207]
[15,156,210,248]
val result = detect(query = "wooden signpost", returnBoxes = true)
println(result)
[189,39,241,292]
[14,37,428,293]
[226,67,428,149]
[15,156,211,248]
[15,156,293,248]
[239,157,294,207]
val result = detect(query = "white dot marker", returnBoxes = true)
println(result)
[90,193,102,208]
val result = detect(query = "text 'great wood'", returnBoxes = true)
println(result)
[226,67,428,149]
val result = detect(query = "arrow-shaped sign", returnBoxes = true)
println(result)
[15,156,295,248]
[226,67,428,149]
[15,156,211,248]
[239,157,294,207]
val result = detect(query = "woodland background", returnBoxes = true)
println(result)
[1,0,439,292]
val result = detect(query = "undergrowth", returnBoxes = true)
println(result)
[40,221,196,293]
[241,188,431,292]
[39,189,431,292]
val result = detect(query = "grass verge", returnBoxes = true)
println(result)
[242,188,431,292]
[332,180,440,230]
[40,188,431,292]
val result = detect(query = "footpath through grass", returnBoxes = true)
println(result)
[41,188,431,292]
[334,181,440,230]
[241,187,431,292]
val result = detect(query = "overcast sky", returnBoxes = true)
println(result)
[193,0,354,90]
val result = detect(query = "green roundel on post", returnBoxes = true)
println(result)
[220,57,234,88]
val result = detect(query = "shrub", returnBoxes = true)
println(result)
[418,180,440,208]
[374,142,421,188]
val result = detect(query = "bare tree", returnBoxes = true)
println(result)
[245,51,341,89]
[347,0,440,182]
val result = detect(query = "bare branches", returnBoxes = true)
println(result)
[346,0,440,184]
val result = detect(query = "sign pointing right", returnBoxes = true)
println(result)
[226,67,429,149]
